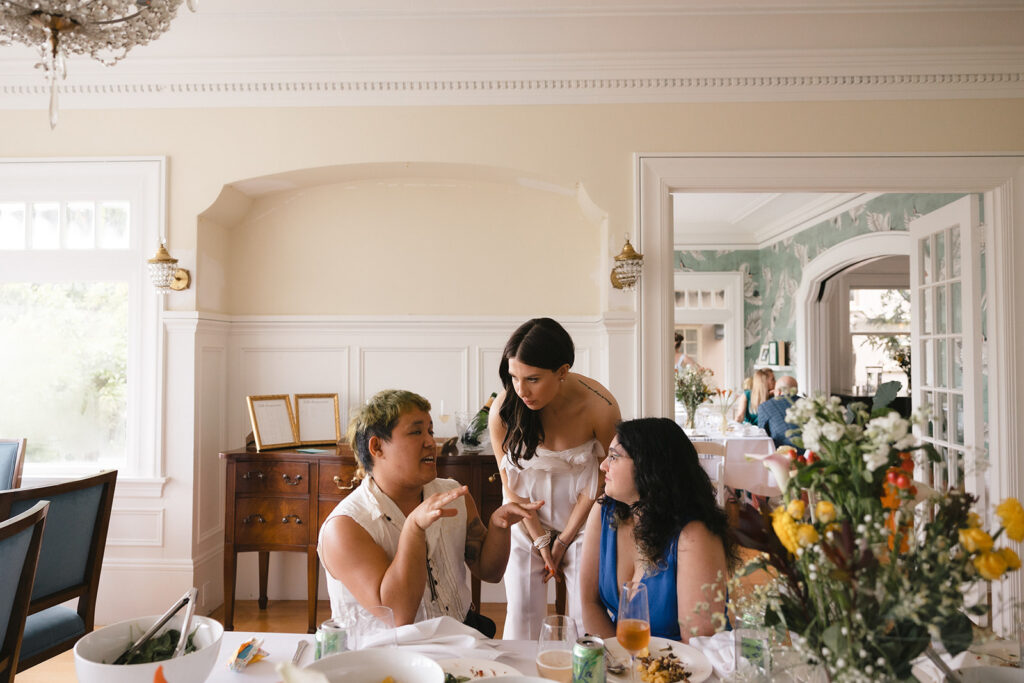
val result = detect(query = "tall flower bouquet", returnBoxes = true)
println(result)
[675,365,714,430]
[709,388,740,434]
[735,393,1023,682]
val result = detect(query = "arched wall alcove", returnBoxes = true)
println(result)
[195,162,609,317]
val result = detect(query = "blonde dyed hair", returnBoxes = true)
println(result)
[347,389,431,477]
[749,368,775,415]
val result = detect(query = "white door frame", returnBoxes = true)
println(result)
[672,270,745,391]
[636,153,1023,631]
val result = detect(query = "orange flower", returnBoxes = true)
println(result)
[998,547,1022,571]
[974,551,1009,580]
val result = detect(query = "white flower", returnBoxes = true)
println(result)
[822,421,845,442]
[863,447,890,472]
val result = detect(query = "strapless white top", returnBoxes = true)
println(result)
[501,438,603,532]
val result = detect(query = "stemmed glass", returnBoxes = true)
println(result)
[536,615,577,682]
[617,581,651,683]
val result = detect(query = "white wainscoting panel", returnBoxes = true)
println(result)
[107,507,163,547]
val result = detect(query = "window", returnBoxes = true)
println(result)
[849,287,910,396]
[675,326,701,363]
[0,159,163,478]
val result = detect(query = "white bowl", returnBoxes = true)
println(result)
[304,647,444,683]
[74,614,224,683]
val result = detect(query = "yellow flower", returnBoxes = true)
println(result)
[974,551,1009,580]
[966,512,981,528]
[787,499,806,520]
[996,498,1024,542]
[959,528,994,553]
[998,547,1022,571]
[797,524,819,547]
[815,501,837,524]
[772,506,800,555]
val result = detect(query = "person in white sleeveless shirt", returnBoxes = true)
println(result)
[489,318,621,639]
[318,389,542,634]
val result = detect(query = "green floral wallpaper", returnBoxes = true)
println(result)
[674,193,966,374]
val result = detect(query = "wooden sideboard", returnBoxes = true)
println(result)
[220,445,501,633]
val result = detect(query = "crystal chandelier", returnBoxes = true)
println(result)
[0,0,197,129]
[610,236,644,291]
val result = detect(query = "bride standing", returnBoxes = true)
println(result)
[489,318,620,639]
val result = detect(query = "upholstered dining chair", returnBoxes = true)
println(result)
[692,440,727,508]
[0,439,26,490]
[0,501,49,683]
[0,470,117,672]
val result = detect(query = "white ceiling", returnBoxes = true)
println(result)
[1,0,1023,108]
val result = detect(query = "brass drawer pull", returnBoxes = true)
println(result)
[282,473,303,486]
[281,514,303,524]
[242,513,266,524]
[488,473,500,483]
[333,475,355,491]
[241,471,264,480]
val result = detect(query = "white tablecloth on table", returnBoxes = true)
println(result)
[690,432,779,496]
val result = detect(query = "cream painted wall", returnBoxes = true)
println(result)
[5,98,1024,317]
[220,177,601,315]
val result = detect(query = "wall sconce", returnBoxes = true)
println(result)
[147,243,191,292]
[610,236,643,290]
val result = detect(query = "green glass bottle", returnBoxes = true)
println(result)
[461,392,497,448]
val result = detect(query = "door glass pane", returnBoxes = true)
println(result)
[0,202,26,249]
[934,392,947,442]
[922,236,932,284]
[936,339,947,388]
[952,338,963,389]
[936,231,946,281]
[922,286,932,335]
[924,392,935,438]
[97,201,130,249]
[950,282,962,334]
[950,225,961,278]
[32,203,60,250]
[922,340,933,388]
[952,393,964,445]
[65,201,95,249]
[935,285,947,334]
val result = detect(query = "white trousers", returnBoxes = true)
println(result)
[502,523,584,640]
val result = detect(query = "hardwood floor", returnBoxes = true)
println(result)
[14,601,510,682]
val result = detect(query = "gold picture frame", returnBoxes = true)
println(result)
[294,393,341,445]
[246,394,299,451]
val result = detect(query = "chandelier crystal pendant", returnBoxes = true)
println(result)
[0,0,198,128]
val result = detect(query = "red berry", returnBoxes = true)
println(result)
[895,473,910,489]
[900,458,914,473]
[805,451,820,465]
[886,470,900,485]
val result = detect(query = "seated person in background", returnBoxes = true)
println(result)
[674,332,698,372]
[735,368,774,425]
[318,389,543,636]
[579,418,738,642]
[758,375,802,450]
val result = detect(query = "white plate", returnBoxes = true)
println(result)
[305,648,444,683]
[436,658,522,679]
[605,636,713,683]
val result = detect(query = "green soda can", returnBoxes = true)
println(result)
[572,635,605,683]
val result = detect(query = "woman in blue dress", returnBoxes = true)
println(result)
[579,418,738,642]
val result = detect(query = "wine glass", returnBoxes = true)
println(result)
[617,581,651,683]
[536,615,577,682]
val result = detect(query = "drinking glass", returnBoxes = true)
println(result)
[536,614,576,682]
[617,581,651,683]
[352,605,397,649]
[317,618,350,659]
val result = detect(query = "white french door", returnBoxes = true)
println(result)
[908,194,985,504]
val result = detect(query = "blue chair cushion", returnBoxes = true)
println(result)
[19,606,86,663]
[0,442,19,490]
[0,525,33,648]
[11,485,102,600]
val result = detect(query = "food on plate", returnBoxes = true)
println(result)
[444,664,497,682]
[636,648,692,683]
[114,629,196,665]
[381,678,396,683]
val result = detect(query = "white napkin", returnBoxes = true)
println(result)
[689,630,737,678]
[360,616,503,660]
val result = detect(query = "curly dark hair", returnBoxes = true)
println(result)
[497,318,574,467]
[605,417,739,572]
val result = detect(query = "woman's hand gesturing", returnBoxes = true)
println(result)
[409,485,469,531]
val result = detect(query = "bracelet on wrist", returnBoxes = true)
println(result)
[533,531,552,550]
[553,536,568,548]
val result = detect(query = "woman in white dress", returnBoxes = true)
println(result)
[489,318,621,639]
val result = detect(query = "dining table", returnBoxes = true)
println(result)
[687,429,780,497]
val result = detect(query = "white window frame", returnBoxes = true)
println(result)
[0,157,164,482]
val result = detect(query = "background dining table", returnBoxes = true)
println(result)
[688,430,780,496]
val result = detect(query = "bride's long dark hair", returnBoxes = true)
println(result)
[498,318,574,467]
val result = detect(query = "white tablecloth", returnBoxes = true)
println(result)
[690,432,779,496]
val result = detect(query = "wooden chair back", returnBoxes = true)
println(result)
[0,470,117,671]
[0,501,48,683]
[0,439,26,490]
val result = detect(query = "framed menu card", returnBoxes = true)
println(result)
[294,393,341,445]
[246,394,299,451]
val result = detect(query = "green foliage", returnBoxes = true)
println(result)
[114,629,196,665]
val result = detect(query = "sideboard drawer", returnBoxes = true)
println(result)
[319,460,359,495]
[235,461,310,494]
[235,498,309,546]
